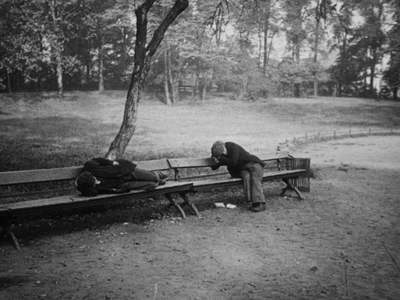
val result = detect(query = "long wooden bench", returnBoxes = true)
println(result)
[168,155,311,200]
[0,155,311,250]
[0,159,193,250]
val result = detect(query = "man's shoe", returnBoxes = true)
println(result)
[250,202,266,212]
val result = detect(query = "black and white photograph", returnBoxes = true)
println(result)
[0,0,399,299]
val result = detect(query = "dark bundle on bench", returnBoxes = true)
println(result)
[0,155,311,250]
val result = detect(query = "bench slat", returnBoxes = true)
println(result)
[168,155,286,169]
[168,158,215,168]
[136,159,170,171]
[0,159,170,186]
[0,182,192,214]
[0,167,82,186]
[191,169,307,190]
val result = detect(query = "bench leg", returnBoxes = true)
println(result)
[8,226,21,251]
[179,192,201,218]
[1,220,21,251]
[281,178,304,200]
[165,194,186,219]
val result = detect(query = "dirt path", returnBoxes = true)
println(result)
[294,136,400,170]
[1,137,400,299]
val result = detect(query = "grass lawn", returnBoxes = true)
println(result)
[1,90,400,170]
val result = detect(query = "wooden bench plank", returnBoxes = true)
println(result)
[0,159,171,186]
[136,159,170,171]
[168,155,289,169]
[168,158,215,168]
[0,167,82,186]
[0,181,193,215]
[191,169,307,190]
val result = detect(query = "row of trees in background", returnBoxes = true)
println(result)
[330,0,399,98]
[1,0,399,100]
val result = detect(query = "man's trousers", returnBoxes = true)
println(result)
[240,162,266,204]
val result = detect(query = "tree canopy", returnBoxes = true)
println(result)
[0,0,399,99]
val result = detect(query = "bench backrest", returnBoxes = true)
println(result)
[0,158,170,186]
[0,156,311,198]
[167,157,228,181]
[166,155,309,181]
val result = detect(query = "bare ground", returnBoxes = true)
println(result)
[1,137,400,300]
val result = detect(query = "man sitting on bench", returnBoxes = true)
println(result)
[76,157,168,196]
[211,141,266,212]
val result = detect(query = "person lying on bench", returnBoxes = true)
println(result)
[75,157,168,196]
[211,141,266,212]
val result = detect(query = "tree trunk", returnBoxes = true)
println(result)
[121,27,129,68]
[293,82,300,97]
[98,45,104,92]
[313,16,320,97]
[294,44,301,97]
[266,31,275,66]
[98,23,105,92]
[86,63,90,88]
[369,55,375,92]
[200,78,206,101]
[258,25,263,68]
[166,48,176,104]
[164,76,172,105]
[238,77,248,100]
[50,0,63,97]
[6,69,12,93]
[163,45,176,105]
[369,66,374,92]
[363,71,368,91]
[55,51,63,97]
[172,77,179,102]
[106,0,188,159]
[164,49,172,105]
[393,87,398,100]
[107,78,142,159]
[194,72,199,99]
[263,0,271,75]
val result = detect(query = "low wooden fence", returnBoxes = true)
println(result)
[277,128,400,154]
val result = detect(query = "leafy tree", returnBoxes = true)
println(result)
[329,1,355,95]
[106,0,188,159]
[309,0,335,96]
[355,0,385,95]
[0,0,84,95]
[0,0,45,92]
[383,0,400,99]
[330,0,386,97]
[282,0,310,97]
[36,0,83,96]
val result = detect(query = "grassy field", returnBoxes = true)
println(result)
[1,90,400,171]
